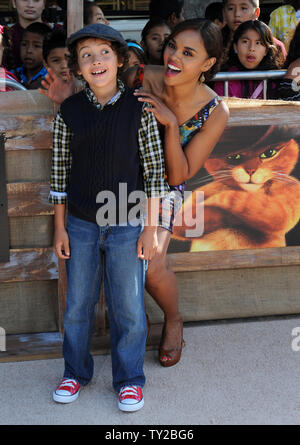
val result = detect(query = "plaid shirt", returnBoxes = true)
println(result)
[49,80,169,205]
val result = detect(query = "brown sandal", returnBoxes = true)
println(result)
[159,317,185,367]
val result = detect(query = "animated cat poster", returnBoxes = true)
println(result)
[169,125,300,253]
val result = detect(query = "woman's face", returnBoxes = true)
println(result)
[234,28,267,69]
[144,24,171,64]
[163,29,216,86]
[13,0,46,22]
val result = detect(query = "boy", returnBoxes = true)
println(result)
[49,24,169,412]
[15,22,50,89]
[43,29,70,82]
[149,0,184,30]
[222,0,287,58]
[205,2,225,29]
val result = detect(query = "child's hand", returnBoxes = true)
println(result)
[134,90,177,128]
[137,227,158,261]
[53,227,70,259]
[39,67,75,105]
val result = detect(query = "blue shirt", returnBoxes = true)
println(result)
[14,65,48,89]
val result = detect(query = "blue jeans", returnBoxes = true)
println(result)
[63,213,147,392]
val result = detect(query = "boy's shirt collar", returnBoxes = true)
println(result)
[16,64,48,85]
[83,79,125,109]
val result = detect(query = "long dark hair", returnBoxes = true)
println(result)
[284,22,300,68]
[224,20,284,70]
[164,18,223,82]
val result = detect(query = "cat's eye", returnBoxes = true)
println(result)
[227,153,242,162]
[260,148,278,159]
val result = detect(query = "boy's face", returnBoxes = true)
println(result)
[76,38,123,91]
[223,0,260,32]
[45,47,70,81]
[89,6,109,25]
[13,0,46,22]
[20,31,44,72]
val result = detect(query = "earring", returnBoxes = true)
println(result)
[199,73,205,83]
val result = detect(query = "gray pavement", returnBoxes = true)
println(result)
[1,315,300,425]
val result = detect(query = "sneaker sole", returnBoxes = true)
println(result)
[118,398,144,412]
[53,389,80,404]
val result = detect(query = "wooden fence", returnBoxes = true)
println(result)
[1,91,300,362]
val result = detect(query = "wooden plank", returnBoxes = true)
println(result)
[0,248,58,283]
[6,149,52,182]
[0,134,9,262]
[67,0,83,35]
[9,215,54,249]
[0,115,53,151]
[145,265,300,324]
[167,246,300,273]
[7,182,53,217]
[0,280,58,334]
[0,324,162,363]
[0,91,54,116]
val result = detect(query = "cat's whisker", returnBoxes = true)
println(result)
[188,175,232,187]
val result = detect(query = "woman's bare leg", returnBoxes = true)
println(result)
[145,227,183,364]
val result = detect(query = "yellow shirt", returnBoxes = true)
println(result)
[269,5,299,50]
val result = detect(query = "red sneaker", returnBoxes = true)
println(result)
[118,385,144,412]
[53,378,80,404]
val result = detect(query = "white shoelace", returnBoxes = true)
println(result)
[58,379,78,389]
[119,385,139,398]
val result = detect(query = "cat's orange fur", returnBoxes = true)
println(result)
[173,138,300,251]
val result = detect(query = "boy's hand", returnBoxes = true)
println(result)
[54,227,71,259]
[39,67,75,105]
[137,226,158,261]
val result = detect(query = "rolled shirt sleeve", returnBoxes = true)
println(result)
[49,110,72,205]
[138,104,170,198]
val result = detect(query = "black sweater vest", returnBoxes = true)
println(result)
[60,87,144,224]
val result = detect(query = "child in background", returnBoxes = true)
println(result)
[9,0,47,70]
[269,0,300,51]
[141,18,171,65]
[49,23,169,411]
[205,2,226,29]
[15,22,50,89]
[0,25,21,91]
[43,29,70,82]
[276,22,300,100]
[126,40,147,67]
[213,20,283,98]
[83,1,109,26]
[222,0,287,62]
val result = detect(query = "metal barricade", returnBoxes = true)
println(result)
[212,70,287,99]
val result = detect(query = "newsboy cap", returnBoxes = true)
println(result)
[67,23,126,48]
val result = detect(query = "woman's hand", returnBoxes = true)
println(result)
[134,90,177,128]
[39,67,75,105]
